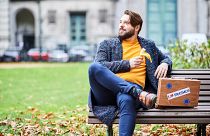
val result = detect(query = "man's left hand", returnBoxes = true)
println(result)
[154,63,168,79]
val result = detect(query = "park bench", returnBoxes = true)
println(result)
[88,69,210,136]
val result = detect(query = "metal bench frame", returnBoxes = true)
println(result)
[88,69,210,136]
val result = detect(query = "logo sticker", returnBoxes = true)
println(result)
[167,87,191,100]
[183,99,190,104]
[166,83,172,89]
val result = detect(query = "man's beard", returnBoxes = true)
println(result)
[118,28,135,40]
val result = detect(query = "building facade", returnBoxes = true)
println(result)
[9,0,117,51]
[0,0,209,53]
[0,0,10,55]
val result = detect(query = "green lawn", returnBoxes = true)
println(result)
[0,63,198,135]
[0,63,90,113]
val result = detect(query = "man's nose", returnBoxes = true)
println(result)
[119,22,124,27]
[119,23,124,28]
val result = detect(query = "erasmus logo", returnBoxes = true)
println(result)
[167,88,191,100]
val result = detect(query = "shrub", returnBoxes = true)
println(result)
[168,40,210,69]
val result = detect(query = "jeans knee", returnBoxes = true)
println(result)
[117,93,135,109]
[89,63,99,75]
[88,62,104,76]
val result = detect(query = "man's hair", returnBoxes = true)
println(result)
[124,10,143,34]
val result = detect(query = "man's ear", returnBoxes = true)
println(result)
[135,25,140,32]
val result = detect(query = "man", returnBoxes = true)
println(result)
[88,10,172,136]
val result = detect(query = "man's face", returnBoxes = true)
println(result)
[118,14,135,40]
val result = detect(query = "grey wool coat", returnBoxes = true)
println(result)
[88,36,172,126]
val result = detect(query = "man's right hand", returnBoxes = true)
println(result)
[129,56,143,68]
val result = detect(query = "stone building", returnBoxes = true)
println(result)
[0,0,10,55]
[0,0,209,53]
[9,0,117,51]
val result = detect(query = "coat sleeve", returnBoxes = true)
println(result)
[94,40,130,73]
[156,45,172,75]
[144,41,173,94]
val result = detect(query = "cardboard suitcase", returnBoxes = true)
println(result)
[156,78,200,108]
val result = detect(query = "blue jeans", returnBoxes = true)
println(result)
[88,63,143,136]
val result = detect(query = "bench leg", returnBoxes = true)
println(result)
[197,124,207,136]
[201,124,207,136]
[107,125,113,136]
[197,124,201,136]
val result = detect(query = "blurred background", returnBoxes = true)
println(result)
[0,0,209,63]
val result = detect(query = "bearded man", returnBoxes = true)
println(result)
[88,10,172,136]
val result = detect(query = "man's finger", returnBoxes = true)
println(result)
[154,67,159,77]
[160,68,165,78]
[163,68,168,78]
[157,67,163,79]
[155,67,161,79]
[161,65,168,78]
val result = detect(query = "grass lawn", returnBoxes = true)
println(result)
[0,62,90,113]
[0,63,199,135]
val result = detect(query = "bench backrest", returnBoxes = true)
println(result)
[170,69,210,106]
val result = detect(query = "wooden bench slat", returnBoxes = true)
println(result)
[144,106,210,111]
[88,110,210,117]
[171,75,210,79]
[172,70,210,74]
[198,103,210,106]
[199,91,210,95]
[200,85,210,90]
[88,103,210,111]
[199,96,210,101]
[88,118,210,124]
[89,106,210,117]
[200,80,210,84]
[134,118,210,124]
[175,69,210,70]
[136,112,210,117]
[89,112,210,118]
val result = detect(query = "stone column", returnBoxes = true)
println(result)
[207,0,210,38]
[0,0,10,56]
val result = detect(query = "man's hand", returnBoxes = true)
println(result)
[129,56,143,68]
[154,63,168,79]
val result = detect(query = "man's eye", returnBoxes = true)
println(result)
[125,21,130,24]
[119,21,130,24]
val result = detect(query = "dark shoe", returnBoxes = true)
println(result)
[139,91,157,109]
[129,87,142,99]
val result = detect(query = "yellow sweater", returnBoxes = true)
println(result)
[116,39,146,88]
